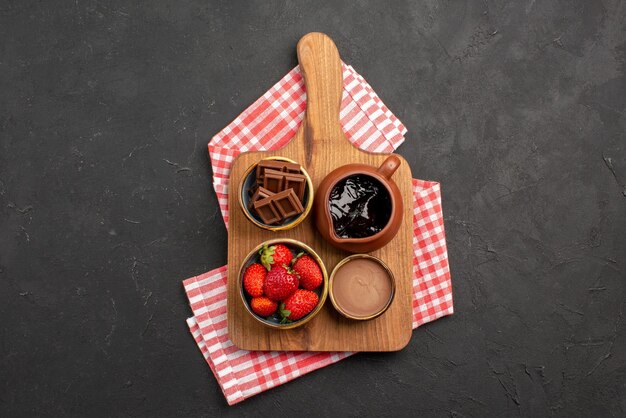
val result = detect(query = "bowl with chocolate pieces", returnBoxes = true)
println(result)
[238,157,314,231]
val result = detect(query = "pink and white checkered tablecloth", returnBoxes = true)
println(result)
[182,63,453,405]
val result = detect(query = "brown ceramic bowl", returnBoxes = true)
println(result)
[328,254,396,320]
[314,155,404,253]
[238,238,329,330]
[239,157,314,231]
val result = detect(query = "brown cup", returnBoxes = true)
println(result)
[313,155,404,253]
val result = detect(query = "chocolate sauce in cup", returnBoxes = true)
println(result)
[329,174,392,239]
[314,155,404,253]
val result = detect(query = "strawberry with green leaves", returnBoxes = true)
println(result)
[280,289,319,322]
[292,253,323,290]
[259,244,293,270]
[264,265,299,301]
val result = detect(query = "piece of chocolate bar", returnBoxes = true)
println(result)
[253,196,281,224]
[271,189,305,219]
[282,162,302,174]
[248,187,275,210]
[256,160,287,178]
[256,160,302,178]
[262,169,285,193]
[283,173,307,202]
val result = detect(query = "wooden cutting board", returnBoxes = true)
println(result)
[227,32,414,351]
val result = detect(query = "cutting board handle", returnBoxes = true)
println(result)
[297,33,344,149]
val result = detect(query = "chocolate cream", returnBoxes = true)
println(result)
[331,258,392,318]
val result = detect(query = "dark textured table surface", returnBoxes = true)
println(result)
[1,1,625,416]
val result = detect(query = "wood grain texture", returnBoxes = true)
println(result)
[227,33,413,351]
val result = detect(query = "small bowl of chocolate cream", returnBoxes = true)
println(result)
[328,254,395,320]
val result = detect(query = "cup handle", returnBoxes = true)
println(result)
[377,155,401,179]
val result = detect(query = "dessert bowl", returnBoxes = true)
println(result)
[329,254,395,320]
[239,157,314,231]
[238,238,328,329]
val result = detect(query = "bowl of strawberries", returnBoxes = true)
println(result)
[238,238,328,329]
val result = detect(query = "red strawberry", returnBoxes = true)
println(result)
[242,263,266,297]
[280,289,319,321]
[259,244,293,270]
[264,265,299,301]
[292,254,323,290]
[250,296,278,317]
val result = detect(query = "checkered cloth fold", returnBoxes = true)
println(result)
[183,63,453,405]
